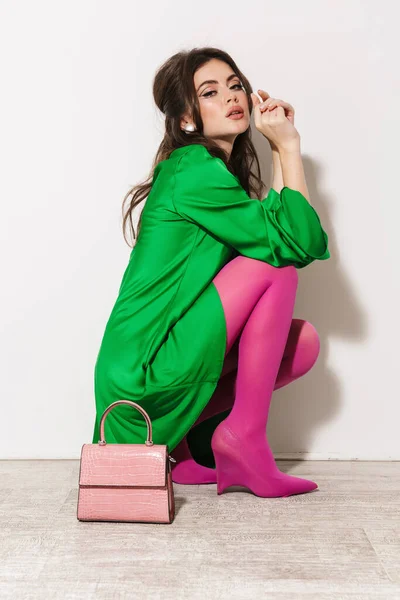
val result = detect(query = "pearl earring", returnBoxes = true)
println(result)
[184,124,196,132]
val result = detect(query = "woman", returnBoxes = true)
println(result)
[91,47,330,498]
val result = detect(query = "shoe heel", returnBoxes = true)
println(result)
[212,447,243,495]
[211,421,248,495]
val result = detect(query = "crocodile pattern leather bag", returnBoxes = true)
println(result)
[77,399,176,524]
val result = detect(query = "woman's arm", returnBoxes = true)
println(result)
[270,145,284,194]
[278,143,311,204]
[173,144,330,268]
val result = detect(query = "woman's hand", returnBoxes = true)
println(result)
[257,89,296,124]
[250,89,300,152]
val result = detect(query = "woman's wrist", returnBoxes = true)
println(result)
[277,139,301,155]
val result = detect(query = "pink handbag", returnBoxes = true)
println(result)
[77,399,176,524]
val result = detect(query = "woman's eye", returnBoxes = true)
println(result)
[202,84,243,98]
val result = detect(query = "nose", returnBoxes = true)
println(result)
[226,90,239,104]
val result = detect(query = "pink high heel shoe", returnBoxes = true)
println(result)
[211,420,319,498]
[171,435,217,485]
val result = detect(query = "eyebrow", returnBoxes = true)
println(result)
[196,73,240,93]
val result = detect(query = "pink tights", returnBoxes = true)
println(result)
[171,256,321,497]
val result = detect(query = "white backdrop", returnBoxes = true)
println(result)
[1,0,397,459]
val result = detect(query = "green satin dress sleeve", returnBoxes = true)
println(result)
[172,144,330,269]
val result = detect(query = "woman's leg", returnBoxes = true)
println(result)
[171,319,320,484]
[195,317,321,427]
[177,319,319,442]
[210,256,318,497]
[172,257,320,494]
[274,319,321,389]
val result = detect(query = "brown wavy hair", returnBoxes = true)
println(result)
[122,46,266,247]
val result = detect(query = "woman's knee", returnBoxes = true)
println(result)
[296,319,321,371]
[234,256,299,285]
[279,264,299,284]
[265,263,299,290]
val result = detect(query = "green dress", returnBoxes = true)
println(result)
[91,143,330,462]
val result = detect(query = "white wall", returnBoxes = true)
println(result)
[1,0,398,459]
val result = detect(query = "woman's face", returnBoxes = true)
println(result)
[185,58,250,155]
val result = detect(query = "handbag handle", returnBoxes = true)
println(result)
[98,399,154,447]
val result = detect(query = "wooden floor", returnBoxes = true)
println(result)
[0,460,399,599]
